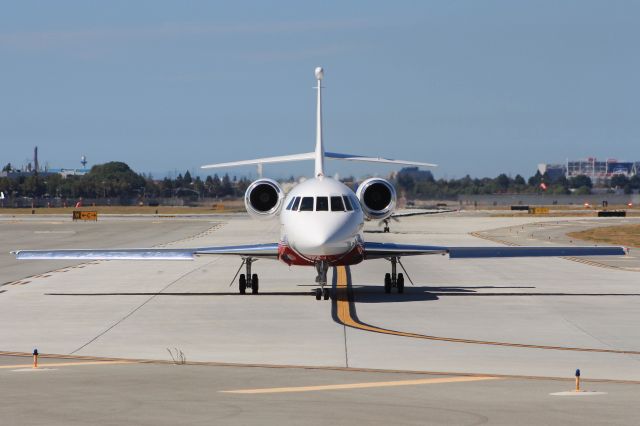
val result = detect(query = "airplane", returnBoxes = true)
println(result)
[11,67,626,300]
[375,208,455,233]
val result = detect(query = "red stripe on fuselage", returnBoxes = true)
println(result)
[278,243,364,266]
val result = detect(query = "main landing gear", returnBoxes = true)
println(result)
[382,218,390,233]
[314,260,330,301]
[384,257,404,294]
[238,258,259,295]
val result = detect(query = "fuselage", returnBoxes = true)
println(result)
[278,176,366,266]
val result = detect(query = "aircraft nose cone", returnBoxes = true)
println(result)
[290,217,353,256]
[296,229,336,250]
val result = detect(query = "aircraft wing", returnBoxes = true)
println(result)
[363,242,449,259]
[11,243,280,261]
[363,242,626,260]
[390,209,456,218]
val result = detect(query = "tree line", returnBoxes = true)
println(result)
[0,161,251,200]
[394,168,640,199]
[2,162,639,202]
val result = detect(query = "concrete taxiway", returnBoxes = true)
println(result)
[1,212,639,424]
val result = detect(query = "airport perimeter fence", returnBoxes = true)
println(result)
[0,197,229,209]
[459,193,639,207]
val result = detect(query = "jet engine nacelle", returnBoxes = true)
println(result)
[244,178,285,220]
[356,178,396,220]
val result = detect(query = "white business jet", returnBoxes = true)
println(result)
[12,68,625,300]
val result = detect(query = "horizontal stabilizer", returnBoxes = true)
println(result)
[325,152,436,168]
[201,153,315,169]
[201,151,436,170]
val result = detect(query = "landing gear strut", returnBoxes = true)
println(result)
[384,257,404,294]
[314,260,330,301]
[238,258,259,295]
[382,218,390,233]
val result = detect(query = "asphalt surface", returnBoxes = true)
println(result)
[0,215,217,284]
[2,355,640,426]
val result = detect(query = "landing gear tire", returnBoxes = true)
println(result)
[315,288,322,300]
[384,226,390,233]
[323,288,330,300]
[384,273,391,293]
[251,274,259,294]
[397,273,405,294]
[239,274,246,295]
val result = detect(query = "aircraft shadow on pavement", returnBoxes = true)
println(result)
[351,286,439,303]
[46,292,315,297]
[349,285,537,304]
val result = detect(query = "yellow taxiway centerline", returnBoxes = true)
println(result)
[0,361,132,369]
[222,375,499,394]
[333,266,640,355]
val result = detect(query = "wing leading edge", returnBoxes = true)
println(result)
[12,243,280,261]
[363,242,626,260]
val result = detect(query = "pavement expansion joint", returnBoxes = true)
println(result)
[68,257,220,354]
[3,350,640,385]
[550,391,608,396]
[11,368,58,372]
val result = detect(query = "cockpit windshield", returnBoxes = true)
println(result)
[299,197,314,211]
[316,197,329,211]
[331,196,345,211]
[288,195,357,212]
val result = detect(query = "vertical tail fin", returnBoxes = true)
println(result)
[314,67,325,178]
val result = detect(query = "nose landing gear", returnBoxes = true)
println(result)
[314,260,330,300]
[384,257,405,293]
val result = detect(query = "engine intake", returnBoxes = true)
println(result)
[355,178,396,220]
[244,178,285,219]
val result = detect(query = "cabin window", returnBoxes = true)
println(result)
[342,195,353,211]
[316,196,329,211]
[331,196,345,211]
[299,197,314,211]
[291,196,301,211]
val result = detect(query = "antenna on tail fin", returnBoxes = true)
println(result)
[314,67,325,178]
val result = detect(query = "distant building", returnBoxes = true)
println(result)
[1,146,90,180]
[0,170,55,179]
[1,168,89,179]
[47,168,91,178]
[539,157,638,185]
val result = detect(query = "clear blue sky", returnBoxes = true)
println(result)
[1,1,638,180]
